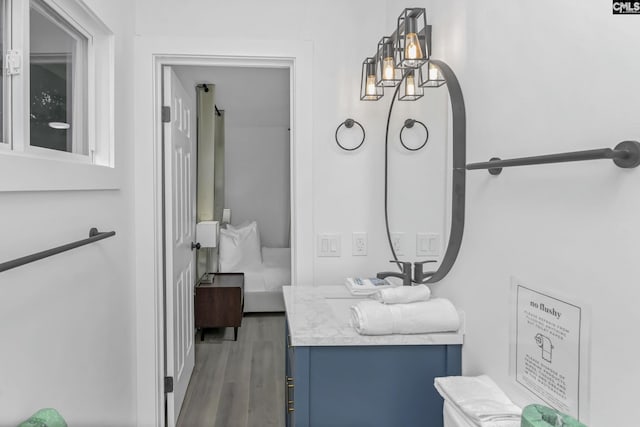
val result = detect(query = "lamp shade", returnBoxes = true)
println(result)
[376,36,401,87]
[420,61,446,88]
[196,221,219,248]
[396,8,428,69]
[398,68,424,101]
[360,57,383,101]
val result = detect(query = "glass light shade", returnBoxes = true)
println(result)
[398,69,424,101]
[360,57,383,101]
[404,31,423,63]
[383,57,395,80]
[420,61,446,88]
[376,36,401,87]
[365,75,377,96]
[396,8,428,69]
[407,74,416,95]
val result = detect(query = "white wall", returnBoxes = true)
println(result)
[222,68,290,248]
[0,1,136,425]
[135,0,401,282]
[133,0,640,424]
[383,0,640,425]
[226,124,291,247]
[175,66,291,248]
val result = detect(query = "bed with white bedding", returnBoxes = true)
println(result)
[218,221,289,312]
[243,247,290,312]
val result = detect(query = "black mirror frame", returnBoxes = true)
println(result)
[384,59,466,283]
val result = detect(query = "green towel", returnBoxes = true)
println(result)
[521,404,586,427]
[18,408,67,427]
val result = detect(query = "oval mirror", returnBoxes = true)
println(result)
[384,61,466,284]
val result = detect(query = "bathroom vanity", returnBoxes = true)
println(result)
[283,286,464,427]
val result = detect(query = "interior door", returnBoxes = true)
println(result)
[163,66,197,426]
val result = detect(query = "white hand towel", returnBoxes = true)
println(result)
[350,298,460,335]
[434,375,521,427]
[371,284,431,304]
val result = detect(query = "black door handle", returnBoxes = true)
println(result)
[191,242,201,250]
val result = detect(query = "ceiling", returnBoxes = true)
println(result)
[174,66,290,128]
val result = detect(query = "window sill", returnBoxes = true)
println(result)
[0,150,120,192]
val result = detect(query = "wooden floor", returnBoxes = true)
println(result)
[177,313,286,427]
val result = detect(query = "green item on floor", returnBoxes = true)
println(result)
[18,408,67,427]
[521,404,586,427]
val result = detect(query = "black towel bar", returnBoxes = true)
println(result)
[466,140,640,175]
[0,228,116,273]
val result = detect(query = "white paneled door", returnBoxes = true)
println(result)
[163,66,196,426]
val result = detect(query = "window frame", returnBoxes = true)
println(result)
[0,0,117,192]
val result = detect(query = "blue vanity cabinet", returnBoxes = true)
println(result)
[285,321,462,427]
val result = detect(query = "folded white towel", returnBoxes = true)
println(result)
[444,401,520,427]
[350,298,460,335]
[344,277,396,296]
[434,375,522,427]
[371,284,431,304]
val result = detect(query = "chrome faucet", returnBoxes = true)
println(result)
[413,260,437,284]
[376,261,412,286]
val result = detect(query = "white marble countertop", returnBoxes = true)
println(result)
[283,285,465,347]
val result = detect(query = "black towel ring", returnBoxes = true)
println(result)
[399,119,429,151]
[335,118,366,151]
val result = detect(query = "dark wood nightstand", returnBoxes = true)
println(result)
[194,273,244,341]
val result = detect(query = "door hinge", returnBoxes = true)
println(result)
[164,376,174,393]
[161,106,171,123]
[6,50,22,76]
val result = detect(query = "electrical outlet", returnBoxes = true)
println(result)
[352,232,367,256]
[318,233,341,257]
[390,232,404,256]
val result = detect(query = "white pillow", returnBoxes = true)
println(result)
[219,221,262,272]
[226,221,252,233]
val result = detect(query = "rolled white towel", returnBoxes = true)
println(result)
[434,375,521,427]
[350,298,460,335]
[371,284,431,304]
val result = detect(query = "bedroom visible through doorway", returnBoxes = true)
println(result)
[175,65,292,312]
[171,65,291,425]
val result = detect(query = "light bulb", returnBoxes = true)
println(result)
[428,64,439,81]
[366,74,377,97]
[383,57,395,81]
[404,32,423,63]
[406,74,416,96]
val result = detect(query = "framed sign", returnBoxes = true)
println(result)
[510,278,590,421]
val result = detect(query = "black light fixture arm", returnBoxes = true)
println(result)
[466,140,640,175]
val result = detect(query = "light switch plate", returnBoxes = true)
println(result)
[318,233,341,257]
[417,232,441,257]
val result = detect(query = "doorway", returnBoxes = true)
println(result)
[134,40,313,425]
[168,64,291,424]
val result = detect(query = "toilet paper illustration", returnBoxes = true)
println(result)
[535,333,553,363]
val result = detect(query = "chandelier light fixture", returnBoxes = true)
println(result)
[361,7,468,286]
[359,7,440,102]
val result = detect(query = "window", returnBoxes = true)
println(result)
[30,0,88,155]
[0,0,114,168]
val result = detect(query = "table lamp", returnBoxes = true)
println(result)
[196,221,219,282]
